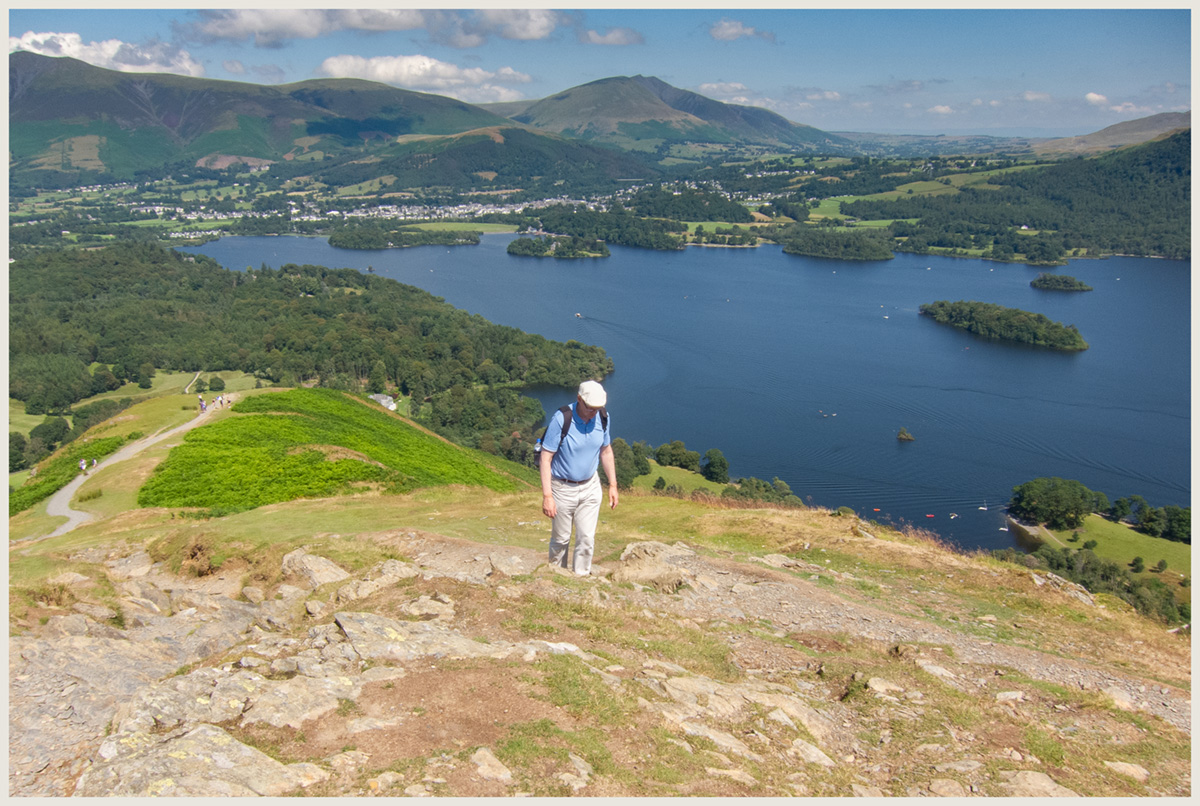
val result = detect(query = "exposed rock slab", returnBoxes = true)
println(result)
[74,724,327,796]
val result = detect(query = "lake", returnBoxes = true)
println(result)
[183,234,1191,552]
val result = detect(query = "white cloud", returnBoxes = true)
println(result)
[1085,92,1109,106]
[806,90,841,102]
[9,30,205,76]
[472,9,561,41]
[1022,91,1052,102]
[699,82,750,96]
[971,98,983,106]
[223,59,245,75]
[185,9,563,49]
[709,18,775,42]
[318,54,531,103]
[1107,101,1154,116]
[186,10,428,47]
[579,27,644,46]
[928,105,954,115]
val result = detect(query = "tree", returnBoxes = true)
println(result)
[701,448,730,484]
[1160,505,1190,543]
[368,360,388,394]
[655,440,700,472]
[653,476,666,491]
[194,376,208,394]
[10,433,28,472]
[1155,559,1168,573]
[30,416,71,449]
[208,376,226,392]
[1109,497,1132,522]
[608,438,648,490]
[1138,505,1164,537]
[1009,476,1097,529]
[1131,556,1145,573]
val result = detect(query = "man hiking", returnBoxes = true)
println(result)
[539,380,618,576]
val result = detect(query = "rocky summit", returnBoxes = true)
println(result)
[8,519,1190,797]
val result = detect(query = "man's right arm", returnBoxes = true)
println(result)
[539,447,556,518]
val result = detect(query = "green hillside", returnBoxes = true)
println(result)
[137,388,531,513]
[8,51,515,183]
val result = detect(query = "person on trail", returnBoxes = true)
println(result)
[538,380,618,576]
[79,459,87,474]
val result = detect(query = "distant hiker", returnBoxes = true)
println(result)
[538,380,617,576]
[79,459,87,474]
[91,458,97,468]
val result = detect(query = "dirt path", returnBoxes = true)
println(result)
[36,405,215,541]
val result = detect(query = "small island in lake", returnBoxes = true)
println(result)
[897,427,915,442]
[919,300,1089,351]
[507,235,610,259]
[1031,273,1093,291]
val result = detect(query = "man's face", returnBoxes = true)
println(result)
[576,396,597,419]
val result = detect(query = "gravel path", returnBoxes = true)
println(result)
[34,405,215,542]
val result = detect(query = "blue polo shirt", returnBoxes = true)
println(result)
[543,403,611,482]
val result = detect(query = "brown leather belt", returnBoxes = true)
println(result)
[554,477,592,485]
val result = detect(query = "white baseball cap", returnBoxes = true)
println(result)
[577,380,607,408]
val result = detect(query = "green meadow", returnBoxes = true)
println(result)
[1051,514,1191,603]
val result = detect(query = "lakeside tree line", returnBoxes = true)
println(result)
[767,224,895,261]
[9,243,612,419]
[1009,476,1189,543]
[1000,476,1190,624]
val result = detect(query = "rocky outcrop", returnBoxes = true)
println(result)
[8,536,1189,797]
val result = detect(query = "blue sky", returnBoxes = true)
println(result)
[8,7,1192,136]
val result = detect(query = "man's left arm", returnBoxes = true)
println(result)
[600,444,618,509]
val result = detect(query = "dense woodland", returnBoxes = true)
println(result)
[839,131,1190,262]
[519,204,686,250]
[769,225,895,260]
[506,235,610,258]
[919,300,1089,351]
[8,243,612,422]
[627,187,753,223]
[327,223,481,250]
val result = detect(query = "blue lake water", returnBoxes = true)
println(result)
[184,234,1191,552]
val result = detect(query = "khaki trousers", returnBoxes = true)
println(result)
[548,474,601,574]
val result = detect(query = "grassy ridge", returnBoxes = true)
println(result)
[137,388,529,512]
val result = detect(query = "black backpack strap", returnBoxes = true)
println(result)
[559,405,573,442]
[599,407,608,434]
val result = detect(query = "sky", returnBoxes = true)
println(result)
[6,5,1193,137]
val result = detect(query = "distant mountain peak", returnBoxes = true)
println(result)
[498,74,847,150]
